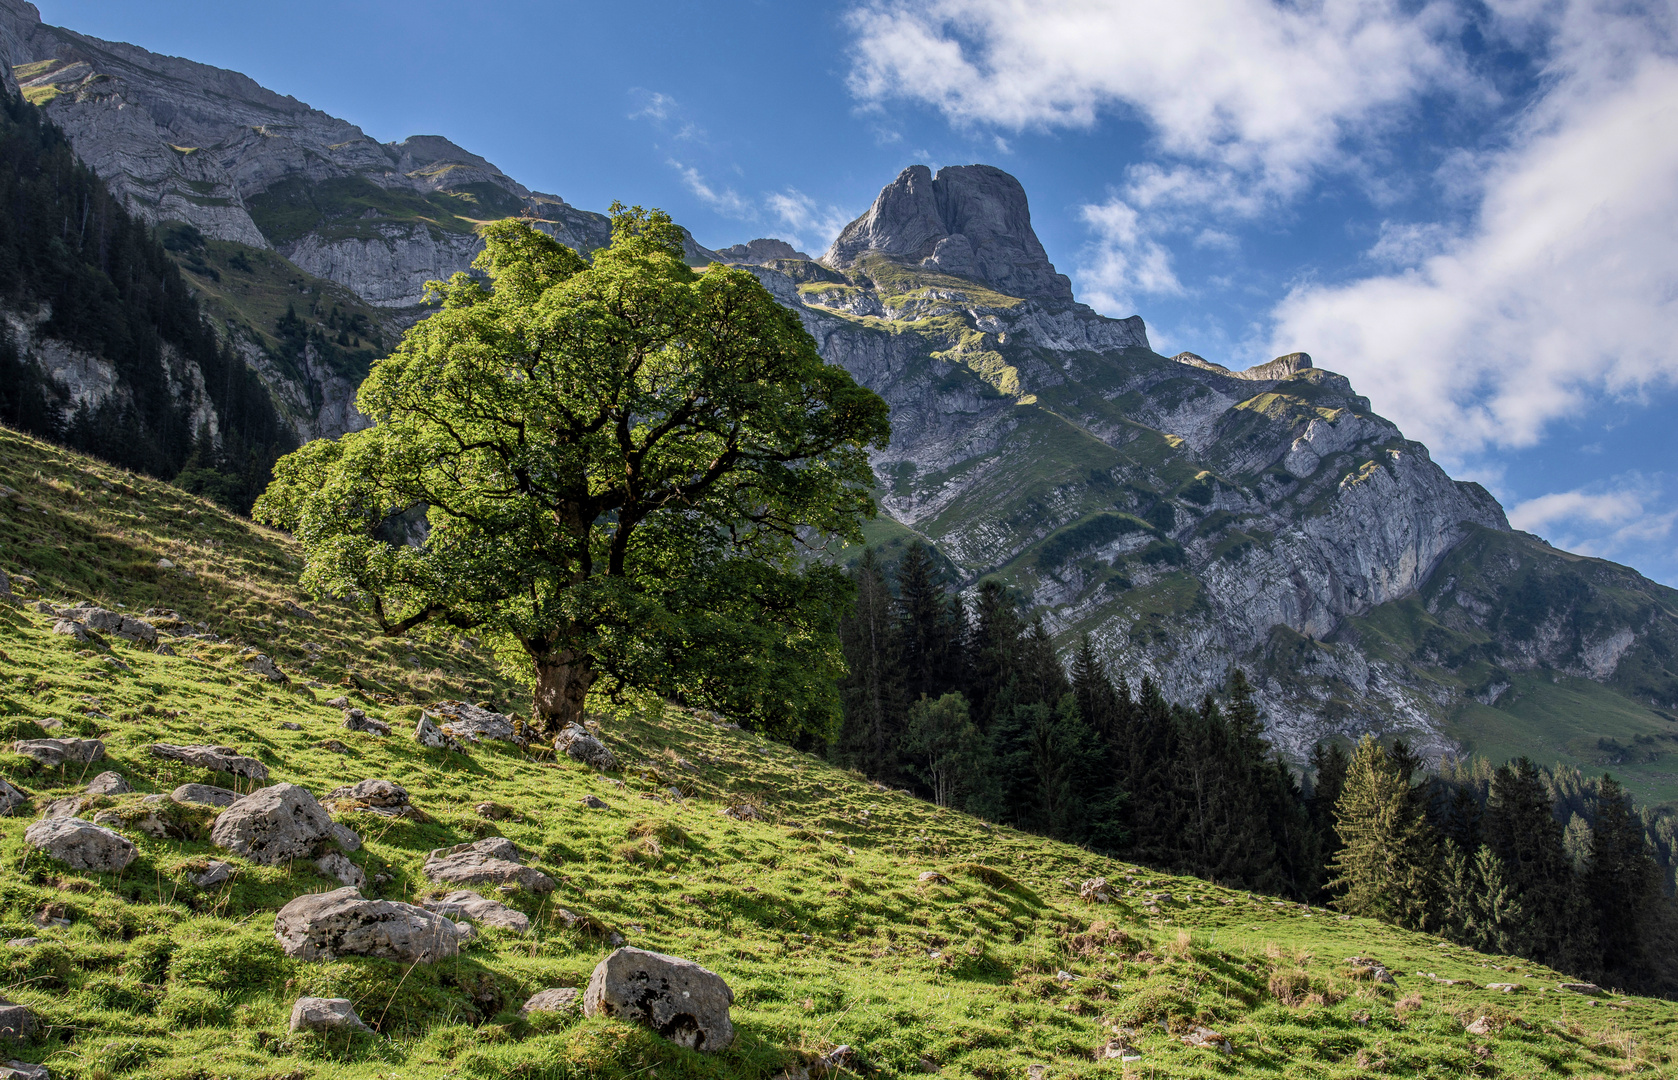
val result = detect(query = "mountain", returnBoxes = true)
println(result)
[5,0,1678,801]
[1,424,1674,1077]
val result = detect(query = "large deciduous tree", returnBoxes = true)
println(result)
[256,209,890,738]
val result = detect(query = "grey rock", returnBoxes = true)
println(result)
[84,771,130,795]
[474,801,513,820]
[325,779,408,809]
[24,817,136,873]
[50,619,90,642]
[0,1061,47,1080]
[3,940,40,949]
[314,851,366,889]
[413,714,461,751]
[40,796,90,819]
[289,996,370,1034]
[330,822,362,852]
[520,987,579,1017]
[824,164,1073,302]
[170,783,240,807]
[1559,981,1604,995]
[81,608,157,645]
[325,696,351,709]
[555,723,615,770]
[581,794,611,810]
[148,743,269,780]
[0,780,29,816]
[93,806,170,839]
[583,946,735,1052]
[341,709,390,736]
[242,654,286,682]
[274,887,461,963]
[424,700,518,744]
[209,783,335,864]
[152,644,176,657]
[1079,878,1116,903]
[423,838,554,893]
[278,721,302,730]
[0,1000,30,1040]
[715,238,810,265]
[423,890,530,934]
[194,860,233,888]
[12,738,104,767]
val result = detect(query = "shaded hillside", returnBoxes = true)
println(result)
[1,425,1675,1078]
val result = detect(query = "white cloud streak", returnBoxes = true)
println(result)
[766,190,857,254]
[1271,1,1678,455]
[670,161,753,219]
[1507,476,1677,563]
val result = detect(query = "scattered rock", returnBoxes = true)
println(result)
[195,861,234,888]
[1465,1016,1497,1036]
[1098,1039,1141,1061]
[919,1056,943,1073]
[821,1045,861,1072]
[325,779,409,814]
[1181,1026,1232,1053]
[278,721,302,731]
[331,823,363,852]
[314,852,366,889]
[475,801,514,820]
[423,890,531,934]
[148,743,268,781]
[0,780,29,816]
[3,940,39,949]
[1346,956,1396,984]
[1079,878,1116,903]
[209,783,335,865]
[282,601,318,621]
[555,723,616,769]
[24,817,137,873]
[319,740,350,754]
[274,887,461,963]
[720,803,762,821]
[153,644,176,657]
[82,608,157,646]
[40,796,91,819]
[423,838,555,892]
[1487,982,1523,993]
[289,996,370,1034]
[12,738,104,767]
[92,805,171,839]
[917,871,950,885]
[341,709,390,736]
[583,946,735,1053]
[0,1061,48,1080]
[171,783,240,808]
[413,715,462,751]
[156,558,174,570]
[520,987,579,1017]
[424,700,520,744]
[0,1000,31,1040]
[51,619,92,643]
[242,654,287,682]
[84,771,130,796]
[580,795,611,810]
[325,696,351,709]
[1559,981,1603,995]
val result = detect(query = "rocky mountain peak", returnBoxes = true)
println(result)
[715,238,810,265]
[822,163,1074,303]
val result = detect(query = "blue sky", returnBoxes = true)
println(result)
[35,0,1678,584]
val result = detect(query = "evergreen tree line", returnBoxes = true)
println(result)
[0,89,292,511]
[831,542,1678,998]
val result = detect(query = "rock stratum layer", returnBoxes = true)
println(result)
[6,0,1678,766]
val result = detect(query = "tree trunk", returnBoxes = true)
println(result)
[532,650,593,738]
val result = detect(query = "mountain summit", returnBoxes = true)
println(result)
[822,164,1075,302]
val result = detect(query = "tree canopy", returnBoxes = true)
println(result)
[256,208,891,737]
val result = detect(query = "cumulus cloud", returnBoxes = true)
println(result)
[846,0,1473,208]
[766,190,858,253]
[1270,2,1678,455]
[1508,476,1677,563]
[1077,196,1183,312]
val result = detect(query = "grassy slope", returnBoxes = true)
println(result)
[0,424,1674,1079]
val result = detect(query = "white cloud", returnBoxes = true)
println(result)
[1270,3,1678,456]
[670,161,752,219]
[766,190,858,254]
[1507,477,1678,562]
[846,0,1475,211]
[628,89,676,122]
[1076,196,1183,313]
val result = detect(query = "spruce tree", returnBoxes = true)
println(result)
[895,542,961,702]
[834,548,905,780]
[1328,736,1437,929]
[1485,758,1592,972]
[1586,775,1660,988]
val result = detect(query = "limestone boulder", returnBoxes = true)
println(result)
[1079,878,1117,903]
[423,700,522,744]
[171,783,240,808]
[242,654,286,682]
[520,987,579,1017]
[12,739,104,767]
[289,996,370,1034]
[555,723,615,770]
[314,852,366,889]
[341,709,390,736]
[24,817,136,873]
[209,783,335,865]
[195,860,234,888]
[0,780,29,816]
[0,1061,47,1080]
[583,946,735,1053]
[414,715,462,751]
[423,838,554,892]
[0,1000,31,1040]
[82,608,157,646]
[85,771,130,795]
[274,887,462,963]
[148,743,269,781]
[423,890,531,934]
[325,779,408,813]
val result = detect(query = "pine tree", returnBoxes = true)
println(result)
[1308,741,1350,890]
[1070,636,1120,743]
[1485,758,1592,972]
[1586,775,1661,988]
[1442,842,1525,955]
[1328,736,1437,929]
[895,542,961,702]
[967,580,1025,731]
[834,549,905,780]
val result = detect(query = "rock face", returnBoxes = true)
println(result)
[274,887,462,962]
[423,838,555,893]
[209,783,335,865]
[289,996,369,1034]
[824,164,1073,302]
[583,946,735,1053]
[716,238,810,264]
[24,817,136,872]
